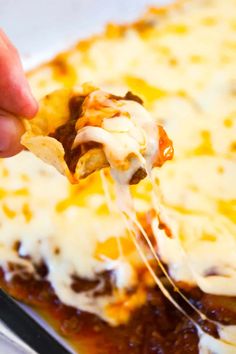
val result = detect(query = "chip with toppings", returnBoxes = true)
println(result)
[21,84,173,185]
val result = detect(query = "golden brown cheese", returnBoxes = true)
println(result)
[0,0,236,352]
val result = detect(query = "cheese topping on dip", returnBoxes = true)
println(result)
[0,0,236,352]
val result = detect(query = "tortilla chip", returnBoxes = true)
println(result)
[75,148,109,179]
[22,84,98,183]
[21,83,173,184]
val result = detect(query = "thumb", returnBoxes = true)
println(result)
[0,29,38,118]
[0,112,25,158]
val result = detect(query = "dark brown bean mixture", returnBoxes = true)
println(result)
[50,92,144,174]
[50,95,85,172]
[1,264,236,354]
[110,91,144,105]
[129,167,147,185]
[71,271,113,296]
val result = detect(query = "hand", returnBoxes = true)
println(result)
[0,29,38,157]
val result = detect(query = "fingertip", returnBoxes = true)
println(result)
[19,90,38,118]
[0,114,25,158]
[8,79,38,119]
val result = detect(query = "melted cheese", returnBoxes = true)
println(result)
[73,95,158,185]
[0,152,150,324]
[0,0,235,351]
[154,157,236,294]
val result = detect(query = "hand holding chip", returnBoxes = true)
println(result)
[0,30,38,157]
[21,85,173,185]
[0,30,173,182]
